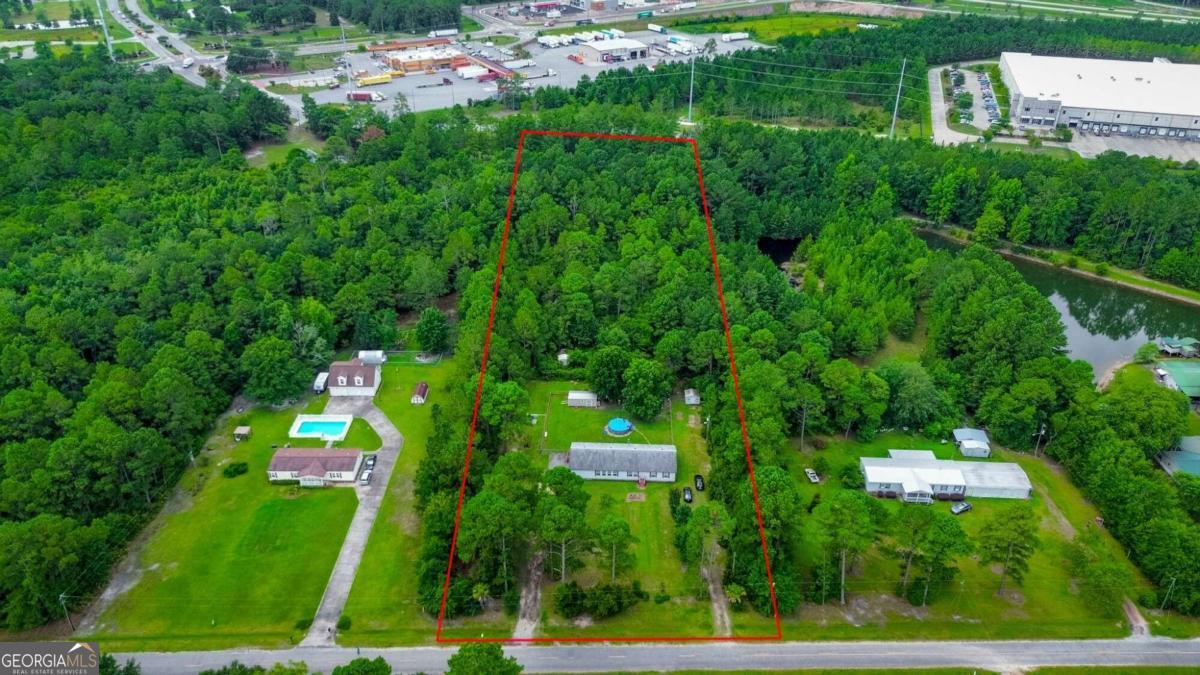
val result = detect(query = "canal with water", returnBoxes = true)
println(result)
[759,234,1200,379]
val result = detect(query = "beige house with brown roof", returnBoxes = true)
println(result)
[328,358,381,397]
[268,448,363,487]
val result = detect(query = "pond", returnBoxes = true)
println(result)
[759,235,1200,380]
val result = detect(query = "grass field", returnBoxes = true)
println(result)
[538,479,713,638]
[674,13,897,44]
[730,431,1138,640]
[526,381,677,453]
[86,399,359,651]
[339,359,459,646]
[246,127,325,167]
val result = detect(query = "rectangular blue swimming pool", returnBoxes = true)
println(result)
[297,420,349,437]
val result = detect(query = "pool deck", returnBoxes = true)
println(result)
[289,413,355,443]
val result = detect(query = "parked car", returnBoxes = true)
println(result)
[804,468,820,484]
[683,487,694,503]
[360,470,373,485]
[694,474,705,491]
[365,454,377,470]
[951,501,973,515]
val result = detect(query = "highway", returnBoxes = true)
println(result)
[116,637,1200,674]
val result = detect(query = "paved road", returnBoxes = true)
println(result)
[115,637,1200,674]
[301,398,403,646]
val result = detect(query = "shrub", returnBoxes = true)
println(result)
[838,463,864,489]
[812,456,830,476]
[503,587,520,616]
[336,615,351,631]
[1138,589,1158,609]
[222,462,248,478]
[1066,255,1079,269]
[554,581,587,618]
[294,617,312,631]
[1095,262,1110,277]
[811,437,828,450]
[654,583,670,604]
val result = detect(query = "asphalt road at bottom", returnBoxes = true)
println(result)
[116,637,1200,674]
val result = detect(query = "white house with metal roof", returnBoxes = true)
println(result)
[565,442,676,482]
[861,450,1031,503]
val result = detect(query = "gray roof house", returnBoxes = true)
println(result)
[566,442,677,483]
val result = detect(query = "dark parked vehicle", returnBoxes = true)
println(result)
[694,474,705,491]
[683,487,694,503]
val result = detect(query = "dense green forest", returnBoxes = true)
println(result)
[311,0,462,33]
[1,14,1198,633]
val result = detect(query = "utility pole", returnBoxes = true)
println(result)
[889,57,907,140]
[1161,576,1177,610]
[94,0,114,62]
[686,52,696,124]
[59,593,75,631]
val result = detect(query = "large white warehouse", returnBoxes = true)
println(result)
[999,52,1200,140]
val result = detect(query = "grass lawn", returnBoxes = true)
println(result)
[265,82,330,95]
[488,34,518,46]
[515,384,718,638]
[731,432,1137,640]
[526,380,676,453]
[246,127,325,168]
[86,399,358,651]
[987,141,1080,160]
[339,359,460,646]
[537,480,713,639]
[335,418,382,453]
[461,16,483,33]
[674,13,897,44]
[1188,410,1200,436]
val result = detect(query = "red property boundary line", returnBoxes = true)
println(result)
[435,129,782,643]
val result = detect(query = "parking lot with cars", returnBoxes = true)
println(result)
[949,65,1001,129]
[254,30,766,114]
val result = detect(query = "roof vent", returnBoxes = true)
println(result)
[1076,73,1082,79]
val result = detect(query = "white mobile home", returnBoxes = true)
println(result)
[861,450,1031,503]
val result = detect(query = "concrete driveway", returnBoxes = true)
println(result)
[300,396,402,646]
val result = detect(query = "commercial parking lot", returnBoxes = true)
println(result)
[256,30,766,114]
[948,65,1000,130]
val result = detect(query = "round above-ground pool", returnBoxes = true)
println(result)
[605,417,634,437]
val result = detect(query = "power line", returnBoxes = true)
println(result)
[720,52,926,83]
[701,60,912,90]
[696,69,927,105]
